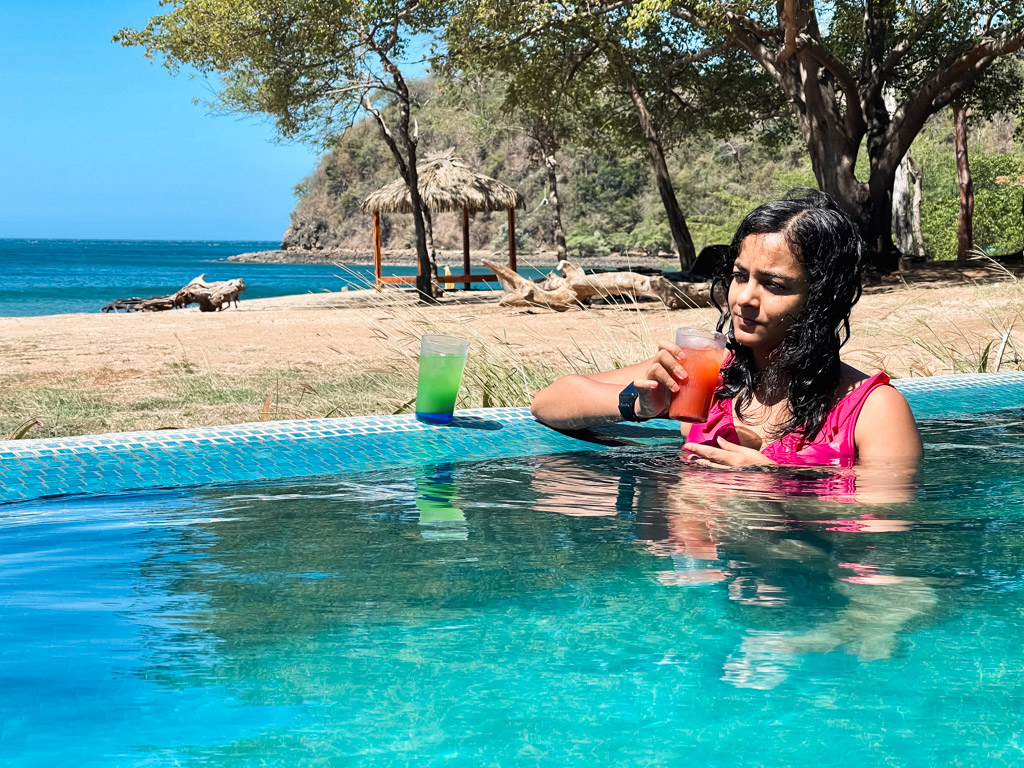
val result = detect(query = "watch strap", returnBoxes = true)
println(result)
[618,383,643,422]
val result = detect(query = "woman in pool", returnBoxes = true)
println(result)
[531,190,922,468]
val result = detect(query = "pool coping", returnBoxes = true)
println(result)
[2,372,1023,505]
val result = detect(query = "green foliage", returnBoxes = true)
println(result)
[629,218,672,256]
[116,0,452,140]
[283,77,1022,263]
[566,230,612,258]
[971,155,1024,255]
[915,113,1024,260]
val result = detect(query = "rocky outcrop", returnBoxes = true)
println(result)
[281,219,333,251]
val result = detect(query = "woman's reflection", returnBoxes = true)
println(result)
[528,449,936,683]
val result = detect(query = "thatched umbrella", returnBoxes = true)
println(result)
[361,150,525,289]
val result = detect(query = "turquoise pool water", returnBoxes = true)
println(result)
[2,408,1024,765]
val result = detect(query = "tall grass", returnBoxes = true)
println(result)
[339,272,677,415]
[8,258,1019,441]
[894,256,1024,376]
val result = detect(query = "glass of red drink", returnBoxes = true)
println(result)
[669,327,728,423]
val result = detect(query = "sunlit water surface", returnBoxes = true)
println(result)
[2,411,1024,766]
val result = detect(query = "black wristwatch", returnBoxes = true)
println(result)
[618,383,648,422]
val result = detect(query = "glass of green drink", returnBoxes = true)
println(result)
[415,334,470,424]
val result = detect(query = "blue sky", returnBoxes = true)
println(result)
[0,1,323,241]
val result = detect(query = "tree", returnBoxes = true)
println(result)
[656,0,1024,269]
[116,0,449,299]
[953,100,975,261]
[447,2,706,266]
[448,0,802,269]
[453,44,603,261]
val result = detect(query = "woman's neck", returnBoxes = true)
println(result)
[751,346,777,374]
[753,374,788,407]
[750,348,787,404]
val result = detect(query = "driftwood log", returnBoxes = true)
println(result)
[102,297,144,313]
[102,274,247,313]
[170,274,247,312]
[482,259,712,311]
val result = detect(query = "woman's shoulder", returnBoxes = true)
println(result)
[853,374,922,461]
[837,364,922,460]
[832,364,898,421]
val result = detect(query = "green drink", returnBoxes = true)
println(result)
[415,335,470,424]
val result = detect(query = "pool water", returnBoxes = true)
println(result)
[2,410,1024,765]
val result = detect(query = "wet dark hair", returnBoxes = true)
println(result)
[711,189,864,442]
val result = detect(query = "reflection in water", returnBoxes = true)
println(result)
[7,412,1024,765]
[528,447,937,685]
[416,464,468,540]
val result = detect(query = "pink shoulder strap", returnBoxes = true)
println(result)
[825,371,892,454]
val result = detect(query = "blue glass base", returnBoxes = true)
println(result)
[415,411,454,425]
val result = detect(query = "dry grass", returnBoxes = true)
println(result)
[2,271,1023,440]
[851,261,1024,376]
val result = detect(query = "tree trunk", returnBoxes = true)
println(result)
[544,153,568,261]
[773,55,894,268]
[864,172,900,270]
[370,48,439,300]
[421,205,442,292]
[954,100,974,262]
[404,151,440,299]
[892,150,915,257]
[620,65,696,269]
[910,156,926,258]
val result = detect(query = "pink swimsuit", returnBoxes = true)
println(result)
[685,372,892,468]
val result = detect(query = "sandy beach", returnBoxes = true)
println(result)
[2,263,1022,438]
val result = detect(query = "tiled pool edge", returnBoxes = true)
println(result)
[2,372,1023,505]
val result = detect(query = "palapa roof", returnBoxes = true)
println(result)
[361,150,524,214]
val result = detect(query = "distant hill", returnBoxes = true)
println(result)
[281,78,1024,263]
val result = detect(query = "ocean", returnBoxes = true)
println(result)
[0,239,428,318]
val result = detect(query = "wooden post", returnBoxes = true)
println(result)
[508,207,517,272]
[462,206,471,282]
[372,210,383,291]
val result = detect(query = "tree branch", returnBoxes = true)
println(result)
[887,26,1024,169]
[880,18,934,77]
[466,0,629,54]
[671,7,787,87]
[362,94,410,182]
[794,32,865,137]
[776,0,799,62]
[666,42,730,72]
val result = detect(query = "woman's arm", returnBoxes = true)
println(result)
[854,385,923,463]
[530,343,688,430]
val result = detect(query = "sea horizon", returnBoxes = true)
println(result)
[0,239,548,317]
[0,238,410,318]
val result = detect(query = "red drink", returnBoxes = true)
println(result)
[669,339,727,423]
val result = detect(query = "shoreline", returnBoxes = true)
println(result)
[2,256,1021,321]
[227,247,676,270]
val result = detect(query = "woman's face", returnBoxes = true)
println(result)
[728,233,809,356]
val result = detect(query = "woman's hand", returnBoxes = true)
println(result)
[631,342,688,420]
[683,436,777,469]
[531,339,689,429]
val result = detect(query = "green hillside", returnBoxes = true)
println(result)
[282,78,1024,262]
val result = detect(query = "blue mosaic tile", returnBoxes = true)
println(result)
[1,373,1023,506]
